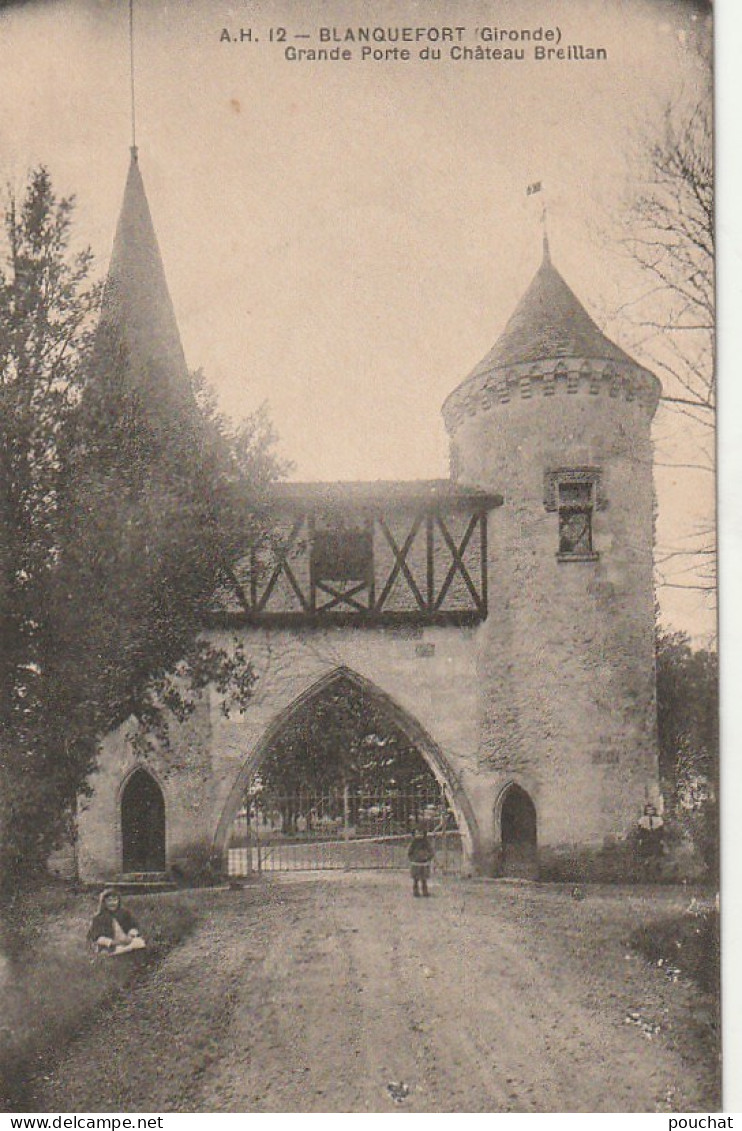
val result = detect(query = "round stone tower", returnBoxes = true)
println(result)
[443,239,662,877]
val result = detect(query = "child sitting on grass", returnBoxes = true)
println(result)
[87,889,147,955]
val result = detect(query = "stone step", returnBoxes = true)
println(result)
[119,871,170,882]
[114,872,177,894]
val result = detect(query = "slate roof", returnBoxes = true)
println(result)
[268,480,502,509]
[466,241,640,382]
[93,148,193,410]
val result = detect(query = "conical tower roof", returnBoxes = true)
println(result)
[467,239,638,382]
[93,148,193,411]
[442,238,660,430]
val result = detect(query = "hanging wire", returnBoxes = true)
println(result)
[129,0,137,153]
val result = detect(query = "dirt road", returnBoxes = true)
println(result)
[35,874,718,1112]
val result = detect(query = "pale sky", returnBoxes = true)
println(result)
[0,0,714,639]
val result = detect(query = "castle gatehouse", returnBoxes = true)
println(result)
[76,152,661,882]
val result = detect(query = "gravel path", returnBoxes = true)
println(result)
[34,873,719,1112]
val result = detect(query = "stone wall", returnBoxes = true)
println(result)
[76,380,661,883]
[449,380,661,865]
[77,623,490,880]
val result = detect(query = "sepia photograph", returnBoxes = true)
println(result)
[0,0,721,1115]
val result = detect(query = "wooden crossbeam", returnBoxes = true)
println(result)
[315,579,370,613]
[249,545,258,610]
[209,562,251,614]
[256,515,310,613]
[235,505,489,624]
[480,511,488,614]
[375,514,427,611]
[224,563,251,613]
[426,513,435,610]
[308,512,317,613]
[434,513,483,612]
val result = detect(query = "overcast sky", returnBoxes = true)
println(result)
[0,0,714,639]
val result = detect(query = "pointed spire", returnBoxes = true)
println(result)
[94,150,193,413]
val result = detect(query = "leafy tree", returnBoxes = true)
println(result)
[0,169,283,908]
[0,169,100,904]
[656,628,718,782]
[54,345,280,752]
[655,626,718,873]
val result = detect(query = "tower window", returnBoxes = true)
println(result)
[544,468,603,561]
[558,481,594,557]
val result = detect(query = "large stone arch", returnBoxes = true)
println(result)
[213,664,481,863]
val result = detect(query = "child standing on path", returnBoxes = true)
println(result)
[408,826,434,897]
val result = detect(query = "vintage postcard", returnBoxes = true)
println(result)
[0,0,721,1116]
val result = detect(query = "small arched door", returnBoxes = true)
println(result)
[500,784,538,878]
[121,769,166,873]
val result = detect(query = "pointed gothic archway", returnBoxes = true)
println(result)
[497,782,538,878]
[213,665,479,867]
[120,767,166,873]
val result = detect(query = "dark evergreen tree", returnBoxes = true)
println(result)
[0,167,282,907]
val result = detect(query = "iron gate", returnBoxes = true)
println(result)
[226,785,462,875]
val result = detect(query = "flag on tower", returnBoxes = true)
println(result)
[526,181,542,196]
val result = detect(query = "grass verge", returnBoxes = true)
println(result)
[0,887,198,1112]
[629,903,720,995]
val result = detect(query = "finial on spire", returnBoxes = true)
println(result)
[129,0,137,151]
[542,224,551,263]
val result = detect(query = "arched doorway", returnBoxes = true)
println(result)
[214,666,478,874]
[499,784,538,878]
[121,768,166,873]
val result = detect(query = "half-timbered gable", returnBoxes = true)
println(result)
[209,480,501,627]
